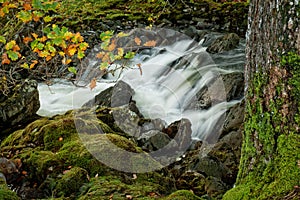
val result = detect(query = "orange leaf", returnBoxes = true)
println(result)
[33,15,40,22]
[134,37,141,45]
[107,39,116,52]
[143,40,156,47]
[21,170,28,175]
[46,55,52,61]
[102,53,110,62]
[1,53,10,65]
[13,45,20,52]
[58,137,63,141]
[89,78,97,90]
[96,52,105,59]
[23,36,33,44]
[23,3,32,11]
[30,60,38,69]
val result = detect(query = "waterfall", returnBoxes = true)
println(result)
[37,29,245,141]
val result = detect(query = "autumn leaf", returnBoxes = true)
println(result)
[137,63,142,75]
[134,37,141,45]
[107,39,116,51]
[5,40,16,50]
[1,53,10,65]
[62,57,72,65]
[21,63,29,69]
[117,32,129,37]
[12,44,20,52]
[89,78,97,90]
[30,60,38,69]
[67,44,77,56]
[46,55,52,61]
[100,62,109,70]
[39,36,48,42]
[32,33,39,39]
[23,3,32,11]
[143,40,156,47]
[96,52,105,59]
[23,36,33,44]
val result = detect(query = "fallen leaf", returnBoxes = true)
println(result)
[107,39,116,51]
[126,195,133,200]
[136,63,142,76]
[58,137,63,141]
[89,78,97,90]
[143,40,156,47]
[134,37,141,45]
[132,174,137,179]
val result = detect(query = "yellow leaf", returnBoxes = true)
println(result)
[62,58,72,65]
[89,78,97,90]
[59,51,65,56]
[67,47,77,56]
[134,37,141,45]
[143,40,156,47]
[32,33,39,39]
[39,36,48,42]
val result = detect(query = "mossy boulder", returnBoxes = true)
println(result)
[54,167,89,197]
[164,190,201,200]
[0,109,169,199]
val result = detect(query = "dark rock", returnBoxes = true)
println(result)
[206,33,240,53]
[137,130,171,151]
[186,72,244,110]
[0,79,40,136]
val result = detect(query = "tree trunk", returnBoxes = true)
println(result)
[224,0,300,199]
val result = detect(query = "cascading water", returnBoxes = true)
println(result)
[37,29,245,142]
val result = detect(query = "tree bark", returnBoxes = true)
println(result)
[224,0,300,199]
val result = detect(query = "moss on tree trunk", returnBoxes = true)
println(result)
[224,0,300,199]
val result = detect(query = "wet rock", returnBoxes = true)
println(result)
[0,79,40,135]
[206,33,240,54]
[137,130,171,151]
[0,158,19,184]
[187,72,244,110]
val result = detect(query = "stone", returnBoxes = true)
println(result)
[206,33,240,53]
[0,79,40,135]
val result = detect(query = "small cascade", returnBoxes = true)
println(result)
[37,29,245,141]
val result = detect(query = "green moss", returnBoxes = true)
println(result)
[0,184,20,200]
[78,174,166,200]
[164,190,202,200]
[224,52,300,199]
[19,150,62,183]
[54,167,89,197]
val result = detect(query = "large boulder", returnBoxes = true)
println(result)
[0,79,40,135]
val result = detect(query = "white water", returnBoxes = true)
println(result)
[37,32,245,141]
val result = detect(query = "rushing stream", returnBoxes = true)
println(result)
[37,29,245,141]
